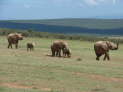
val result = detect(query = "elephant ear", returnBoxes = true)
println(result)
[14,33,19,39]
[15,33,23,40]
[106,41,112,49]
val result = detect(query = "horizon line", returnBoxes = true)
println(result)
[0,17,123,21]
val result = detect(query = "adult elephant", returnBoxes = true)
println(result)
[51,40,68,57]
[7,33,23,49]
[94,41,119,61]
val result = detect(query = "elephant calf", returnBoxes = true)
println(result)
[94,41,119,61]
[63,48,71,58]
[27,42,35,51]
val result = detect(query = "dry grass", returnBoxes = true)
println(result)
[0,36,123,92]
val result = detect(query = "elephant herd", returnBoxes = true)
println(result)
[7,33,119,61]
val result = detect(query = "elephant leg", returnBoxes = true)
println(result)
[15,44,18,49]
[51,46,55,56]
[51,49,53,56]
[8,43,12,48]
[53,51,55,56]
[55,49,61,57]
[96,57,99,60]
[62,50,64,56]
[56,50,60,57]
[67,53,70,57]
[65,53,67,57]
[96,54,102,61]
[103,54,107,61]
[11,44,12,48]
[56,50,59,56]
[64,53,67,57]
[10,44,12,49]
[106,52,110,60]
[51,49,55,56]
[58,49,61,57]
[62,52,65,57]
[62,51,65,57]
[64,52,67,57]
[8,43,10,48]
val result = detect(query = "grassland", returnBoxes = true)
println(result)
[0,36,123,92]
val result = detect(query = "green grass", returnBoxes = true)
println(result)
[0,36,123,92]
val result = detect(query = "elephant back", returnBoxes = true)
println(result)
[53,40,68,49]
[7,33,23,40]
[94,41,109,51]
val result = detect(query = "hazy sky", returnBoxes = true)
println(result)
[0,0,123,20]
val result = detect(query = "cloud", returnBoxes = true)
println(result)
[84,0,98,5]
[83,0,117,6]
[113,0,116,5]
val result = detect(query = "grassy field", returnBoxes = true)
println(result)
[0,36,123,92]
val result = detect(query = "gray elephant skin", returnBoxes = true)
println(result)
[94,41,118,61]
[51,40,68,57]
[7,33,23,49]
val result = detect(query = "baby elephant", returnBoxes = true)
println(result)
[63,48,71,58]
[27,42,35,51]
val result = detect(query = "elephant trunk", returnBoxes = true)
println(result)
[113,43,119,50]
[116,43,119,50]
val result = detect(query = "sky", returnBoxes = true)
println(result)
[0,0,123,20]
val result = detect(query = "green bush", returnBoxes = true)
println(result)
[0,28,123,43]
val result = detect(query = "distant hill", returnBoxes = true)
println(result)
[0,18,123,35]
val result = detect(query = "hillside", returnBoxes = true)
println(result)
[6,18,123,29]
[0,18,123,35]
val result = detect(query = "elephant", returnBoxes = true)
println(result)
[94,41,119,61]
[51,40,68,57]
[51,44,61,57]
[63,47,71,58]
[7,33,23,49]
[27,42,35,51]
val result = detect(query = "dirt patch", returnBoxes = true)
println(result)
[72,72,123,83]
[45,54,72,59]
[1,83,32,89]
[0,83,51,91]
[90,74,123,82]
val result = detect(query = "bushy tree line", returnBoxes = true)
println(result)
[0,28,123,43]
